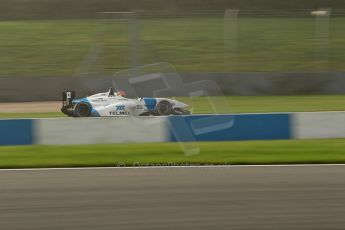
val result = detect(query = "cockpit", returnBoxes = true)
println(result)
[107,87,126,97]
[89,88,126,98]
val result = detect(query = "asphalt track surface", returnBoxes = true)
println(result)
[0,165,344,230]
[0,101,59,113]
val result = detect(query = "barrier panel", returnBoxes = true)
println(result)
[292,112,345,139]
[167,114,291,142]
[0,119,33,145]
[34,117,166,145]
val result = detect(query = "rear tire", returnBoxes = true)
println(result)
[75,102,91,117]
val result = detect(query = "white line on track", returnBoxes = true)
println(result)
[0,164,345,171]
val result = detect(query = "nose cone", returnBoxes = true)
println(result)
[173,100,188,108]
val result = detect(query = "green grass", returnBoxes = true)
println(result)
[1,17,345,76]
[0,139,345,168]
[180,95,345,114]
[1,95,345,118]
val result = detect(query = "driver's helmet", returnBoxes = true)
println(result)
[117,90,126,97]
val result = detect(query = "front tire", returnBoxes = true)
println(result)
[156,100,173,115]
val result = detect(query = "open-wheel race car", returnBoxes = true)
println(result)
[61,88,191,117]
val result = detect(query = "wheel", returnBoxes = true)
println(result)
[156,100,173,115]
[74,102,91,117]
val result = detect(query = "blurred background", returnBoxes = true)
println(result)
[1,0,345,103]
[2,3,345,229]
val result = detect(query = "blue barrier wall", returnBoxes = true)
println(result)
[4,112,345,146]
[167,114,291,142]
[0,119,33,145]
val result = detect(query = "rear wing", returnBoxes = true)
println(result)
[62,91,76,107]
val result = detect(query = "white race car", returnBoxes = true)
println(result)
[61,88,191,117]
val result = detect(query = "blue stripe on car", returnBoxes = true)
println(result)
[143,98,157,111]
[72,97,90,104]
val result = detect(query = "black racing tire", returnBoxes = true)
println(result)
[74,102,91,117]
[156,100,173,116]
